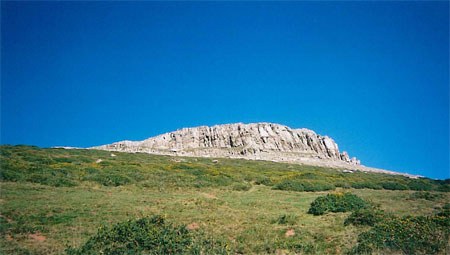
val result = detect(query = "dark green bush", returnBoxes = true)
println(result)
[381,182,408,190]
[308,193,369,216]
[66,216,230,255]
[334,181,351,189]
[273,180,335,192]
[344,209,386,227]
[348,214,450,255]
[437,184,450,192]
[301,181,335,192]
[350,182,382,190]
[0,168,24,182]
[254,176,273,186]
[273,180,305,192]
[407,179,433,191]
[436,203,450,218]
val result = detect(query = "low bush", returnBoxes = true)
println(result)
[344,209,386,227]
[301,181,335,192]
[308,193,369,216]
[436,184,450,192]
[334,181,351,189]
[66,215,230,255]
[407,179,433,191]
[381,182,408,190]
[436,203,450,217]
[348,214,450,255]
[254,176,273,186]
[231,182,252,191]
[350,182,382,190]
[273,180,305,192]
[273,180,335,192]
[0,168,25,182]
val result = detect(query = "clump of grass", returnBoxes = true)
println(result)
[231,182,252,191]
[308,193,369,216]
[272,214,298,225]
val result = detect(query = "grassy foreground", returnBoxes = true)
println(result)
[0,145,449,254]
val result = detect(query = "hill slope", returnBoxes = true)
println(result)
[0,145,449,254]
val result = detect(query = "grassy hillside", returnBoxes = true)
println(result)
[0,145,449,254]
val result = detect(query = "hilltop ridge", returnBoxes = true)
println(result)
[92,122,358,164]
[92,123,419,178]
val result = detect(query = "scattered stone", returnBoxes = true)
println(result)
[202,193,217,199]
[29,232,46,242]
[285,229,295,237]
[95,159,103,163]
[110,153,116,157]
[186,222,200,230]
[275,249,289,255]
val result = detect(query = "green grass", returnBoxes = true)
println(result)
[0,145,449,254]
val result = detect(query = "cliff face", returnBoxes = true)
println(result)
[92,123,360,166]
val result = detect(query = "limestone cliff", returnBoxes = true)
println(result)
[92,123,360,166]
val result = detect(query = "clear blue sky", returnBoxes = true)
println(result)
[1,2,448,179]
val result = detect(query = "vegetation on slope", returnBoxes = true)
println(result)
[308,193,369,216]
[66,215,229,255]
[1,145,448,192]
[0,145,449,254]
[346,203,450,255]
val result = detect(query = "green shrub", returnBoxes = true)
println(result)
[66,215,230,255]
[254,176,273,186]
[273,180,335,192]
[437,184,450,192]
[381,182,408,190]
[0,168,24,182]
[344,209,386,226]
[308,193,369,216]
[348,214,450,255]
[407,179,433,191]
[301,181,335,192]
[334,181,351,189]
[350,182,382,190]
[436,203,450,217]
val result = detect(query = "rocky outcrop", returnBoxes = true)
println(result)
[92,122,360,166]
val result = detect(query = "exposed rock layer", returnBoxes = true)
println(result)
[92,123,419,178]
[92,123,360,165]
